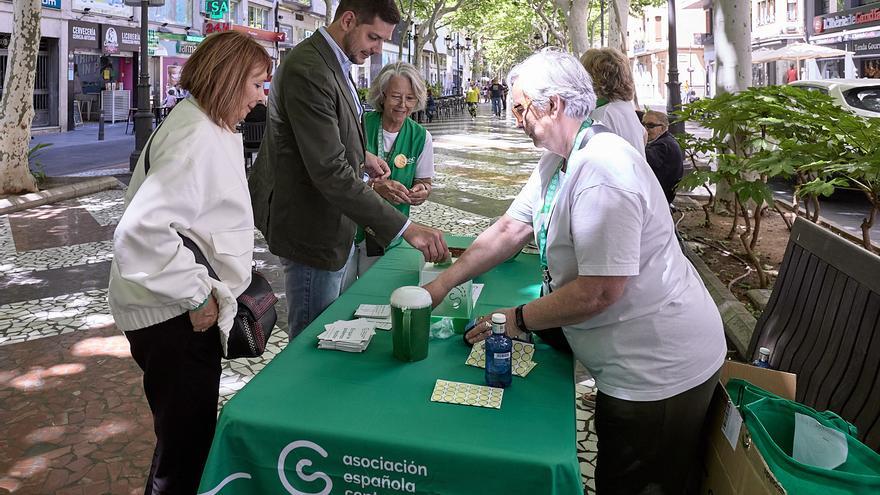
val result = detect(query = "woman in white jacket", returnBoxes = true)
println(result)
[109,31,270,495]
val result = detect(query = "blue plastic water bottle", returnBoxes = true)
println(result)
[485,313,512,388]
[752,347,773,369]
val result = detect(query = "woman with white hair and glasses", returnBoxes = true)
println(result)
[342,62,435,289]
[423,50,726,494]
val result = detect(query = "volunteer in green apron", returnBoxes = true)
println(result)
[342,62,435,291]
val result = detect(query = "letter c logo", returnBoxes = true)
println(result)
[278,440,333,495]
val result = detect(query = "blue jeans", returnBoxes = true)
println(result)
[491,97,502,116]
[281,250,353,339]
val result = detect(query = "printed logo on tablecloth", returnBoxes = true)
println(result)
[199,439,431,494]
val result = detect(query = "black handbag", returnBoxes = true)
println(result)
[143,123,278,359]
[177,235,278,359]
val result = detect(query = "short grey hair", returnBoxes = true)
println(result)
[507,49,596,120]
[368,62,427,112]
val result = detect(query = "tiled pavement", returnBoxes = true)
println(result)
[1,105,597,494]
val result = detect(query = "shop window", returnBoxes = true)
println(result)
[248,5,270,30]
[756,0,777,25]
[149,0,193,26]
[229,1,239,23]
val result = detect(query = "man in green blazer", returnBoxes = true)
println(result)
[250,0,448,339]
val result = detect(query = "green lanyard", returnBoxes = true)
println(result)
[537,119,593,269]
[376,125,391,163]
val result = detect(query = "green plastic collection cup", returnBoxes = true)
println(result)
[390,286,433,362]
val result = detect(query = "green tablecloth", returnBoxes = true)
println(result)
[198,236,581,495]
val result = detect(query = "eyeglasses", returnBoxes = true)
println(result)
[643,122,664,129]
[385,94,418,107]
[512,98,533,123]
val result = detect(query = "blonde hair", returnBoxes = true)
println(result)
[579,48,635,102]
[180,31,271,131]
[367,62,427,112]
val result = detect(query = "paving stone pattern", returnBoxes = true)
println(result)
[0,108,597,494]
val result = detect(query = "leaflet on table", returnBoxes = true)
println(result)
[354,304,392,319]
[317,319,377,352]
[353,304,393,330]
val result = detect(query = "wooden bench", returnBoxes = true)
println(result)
[749,216,880,451]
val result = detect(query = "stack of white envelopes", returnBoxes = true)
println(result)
[317,319,378,352]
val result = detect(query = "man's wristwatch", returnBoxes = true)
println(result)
[515,304,531,334]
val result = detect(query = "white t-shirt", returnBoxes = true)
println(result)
[507,131,725,401]
[381,128,434,179]
[590,100,647,158]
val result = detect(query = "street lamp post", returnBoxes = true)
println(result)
[666,0,685,135]
[445,33,471,95]
[126,0,161,171]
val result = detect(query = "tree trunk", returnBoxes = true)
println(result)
[713,0,751,95]
[711,1,751,212]
[324,0,335,26]
[568,0,590,56]
[0,0,40,194]
[607,0,629,54]
[861,203,878,253]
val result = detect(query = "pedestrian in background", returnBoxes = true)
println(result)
[109,31,270,494]
[466,83,480,119]
[490,77,504,117]
[580,47,647,158]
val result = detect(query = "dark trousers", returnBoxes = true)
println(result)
[594,368,721,495]
[126,312,222,495]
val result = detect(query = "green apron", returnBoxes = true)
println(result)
[356,111,427,246]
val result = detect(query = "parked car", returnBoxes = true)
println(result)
[789,79,880,119]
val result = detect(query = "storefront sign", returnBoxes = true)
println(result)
[102,25,141,54]
[73,0,128,17]
[205,0,228,20]
[279,25,294,47]
[148,29,160,55]
[853,39,880,56]
[177,41,198,55]
[69,20,100,51]
[814,4,880,35]
[186,34,205,42]
[203,21,232,34]
[42,0,61,10]
[231,24,286,43]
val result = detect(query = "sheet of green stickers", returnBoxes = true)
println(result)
[431,379,505,409]
[465,340,537,377]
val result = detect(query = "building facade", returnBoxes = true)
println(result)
[808,0,880,79]
[1,0,465,133]
[628,5,708,104]
[751,0,808,85]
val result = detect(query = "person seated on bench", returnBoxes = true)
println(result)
[423,50,727,495]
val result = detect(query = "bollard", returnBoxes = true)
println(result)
[98,108,105,141]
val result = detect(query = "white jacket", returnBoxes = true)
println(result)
[590,100,648,159]
[109,98,253,352]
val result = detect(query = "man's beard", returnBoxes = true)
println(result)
[342,31,361,64]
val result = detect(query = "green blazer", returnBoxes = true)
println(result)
[249,31,408,271]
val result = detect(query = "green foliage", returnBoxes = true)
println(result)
[27,143,52,184]
[357,87,369,104]
[677,84,880,253]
